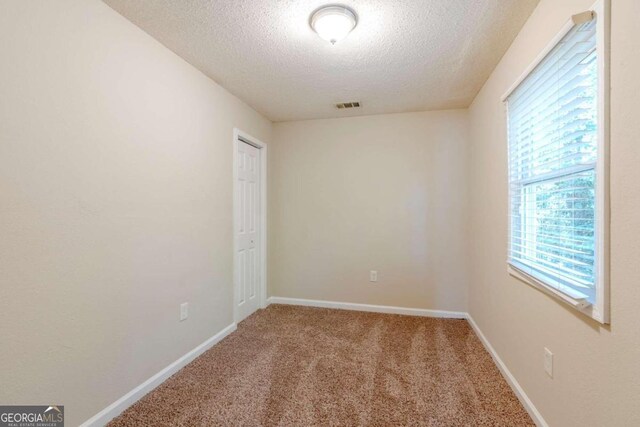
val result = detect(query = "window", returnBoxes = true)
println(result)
[504,1,609,323]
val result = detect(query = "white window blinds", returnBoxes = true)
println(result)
[507,16,598,303]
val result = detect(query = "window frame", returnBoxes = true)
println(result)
[502,0,610,324]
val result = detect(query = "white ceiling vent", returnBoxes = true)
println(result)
[336,101,361,109]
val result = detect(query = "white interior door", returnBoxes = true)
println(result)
[235,140,261,322]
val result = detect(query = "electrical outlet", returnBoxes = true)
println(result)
[180,302,189,321]
[370,270,378,282]
[544,347,553,377]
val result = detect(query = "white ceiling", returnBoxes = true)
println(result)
[103,0,539,122]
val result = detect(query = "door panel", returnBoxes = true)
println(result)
[236,140,260,322]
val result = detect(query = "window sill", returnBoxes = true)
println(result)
[507,263,606,323]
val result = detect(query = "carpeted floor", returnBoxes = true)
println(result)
[109,305,534,426]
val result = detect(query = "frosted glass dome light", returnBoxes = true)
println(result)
[310,5,358,44]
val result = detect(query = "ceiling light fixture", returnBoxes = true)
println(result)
[310,5,358,45]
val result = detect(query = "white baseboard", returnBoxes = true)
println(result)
[466,315,548,427]
[267,296,466,319]
[80,322,237,427]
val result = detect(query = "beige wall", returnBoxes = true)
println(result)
[468,0,640,425]
[269,111,469,312]
[0,1,270,425]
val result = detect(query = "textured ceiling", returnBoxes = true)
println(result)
[103,0,539,122]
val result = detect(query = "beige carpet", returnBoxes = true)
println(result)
[109,305,534,426]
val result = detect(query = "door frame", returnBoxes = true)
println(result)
[232,128,268,323]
